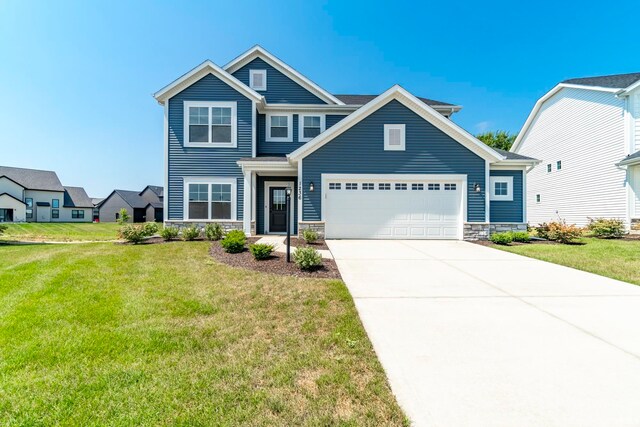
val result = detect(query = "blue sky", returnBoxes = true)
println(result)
[0,0,637,197]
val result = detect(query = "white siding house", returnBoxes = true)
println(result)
[512,73,640,230]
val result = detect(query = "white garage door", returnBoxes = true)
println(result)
[323,175,463,239]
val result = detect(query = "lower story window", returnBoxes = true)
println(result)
[185,179,235,221]
[52,209,59,219]
[72,210,84,219]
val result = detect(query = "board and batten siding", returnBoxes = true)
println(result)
[167,74,253,220]
[301,100,487,222]
[257,114,348,156]
[516,87,627,227]
[489,170,523,222]
[231,58,326,104]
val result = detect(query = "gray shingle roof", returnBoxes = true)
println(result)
[63,186,94,208]
[334,94,457,107]
[562,72,640,89]
[113,189,148,209]
[91,198,104,206]
[619,150,640,165]
[141,185,164,198]
[0,165,64,191]
[493,148,538,161]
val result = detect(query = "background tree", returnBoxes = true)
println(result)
[476,130,517,151]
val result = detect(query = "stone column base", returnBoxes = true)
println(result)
[298,221,325,238]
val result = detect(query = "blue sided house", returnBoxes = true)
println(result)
[154,46,539,240]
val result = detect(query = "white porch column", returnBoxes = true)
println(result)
[243,170,253,235]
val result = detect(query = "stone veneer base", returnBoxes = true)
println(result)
[298,221,325,239]
[464,223,527,240]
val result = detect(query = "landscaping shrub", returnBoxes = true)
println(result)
[0,224,6,235]
[302,229,318,244]
[160,226,179,241]
[142,222,159,236]
[116,208,130,225]
[586,217,625,239]
[205,223,224,241]
[293,246,323,270]
[535,222,551,239]
[544,220,583,244]
[249,243,274,260]
[490,232,513,245]
[220,229,246,253]
[119,224,148,244]
[509,231,531,243]
[182,226,201,241]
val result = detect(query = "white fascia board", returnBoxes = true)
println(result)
[288,85,504,162]
[153,60,263,105]
[617,80,640,96]
[492,159,541,167]
[236,160,297,173]
[511,83,621,153]
[223,45,345,105]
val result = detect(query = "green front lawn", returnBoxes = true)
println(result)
[0,222,121,242]
[0,242,406,425]
[495,237,640,286]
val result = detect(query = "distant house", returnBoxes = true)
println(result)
[0,166,92,222]
[98,186,163,222]
[91,198,104,221]
[512,72,640,229]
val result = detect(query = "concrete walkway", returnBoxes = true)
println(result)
[254,235,333,259]
[327,240,640,427]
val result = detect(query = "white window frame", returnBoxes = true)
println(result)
[489,176,514,201]
[183,101,237,148]
[384,124,406,151]
[298,114,326,142]
[183,177,237,221]
[249,69,267,91]
[266,113,293,142]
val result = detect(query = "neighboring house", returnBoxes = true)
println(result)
[91,198,104,221]
[0,166,92,222]
[153,46,538,240]
[98,186,163,222]
[512,72,640,230]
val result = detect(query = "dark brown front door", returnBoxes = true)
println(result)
[269,187,287,233]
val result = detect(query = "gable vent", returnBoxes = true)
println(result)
[250,69,267,90]
[388,128,401,145]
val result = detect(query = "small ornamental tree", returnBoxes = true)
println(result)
[117,208,130,224]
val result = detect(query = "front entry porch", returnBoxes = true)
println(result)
[238,157,299,236]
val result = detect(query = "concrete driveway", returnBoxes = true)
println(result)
[327,240,640,427]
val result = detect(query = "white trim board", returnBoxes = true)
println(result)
[153,60,263,105]
[287,85,504,162]
[224,45,344,105]
[263,180,295,234]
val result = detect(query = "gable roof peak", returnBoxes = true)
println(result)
[153,59,263,105]
[223,45,344,105]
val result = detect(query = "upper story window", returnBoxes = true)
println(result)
[384,124,405,151]
[266,114,293,142]
[489,176,513,201]
[249,70,267,91]
[557,160,562,170]
[547,163,552,173]
[52,199,59,208]
[299,114,326,142]
[183,101,237,148]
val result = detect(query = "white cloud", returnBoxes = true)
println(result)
[474,121,492,133]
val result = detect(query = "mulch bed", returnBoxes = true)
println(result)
[288,237,330,250]
[472,239,559,248]
[210,238,341,279]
